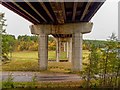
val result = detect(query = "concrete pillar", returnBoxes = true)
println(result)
[38,34,48,70]
[63,42,66,52]
[67,42,69,58]
[59,39,61,61]
[72,33,83,72]
[56,38,61,62]
[69,38,72,62]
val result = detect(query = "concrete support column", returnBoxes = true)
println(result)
[38,34,48,70]
[69,38,72,62]
[56,38,61,62]
[72,33,83,72]
[59,39,61,61]
[67,42,69,58]
[63,42,66,52]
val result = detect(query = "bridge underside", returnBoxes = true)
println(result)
[2,2,104,24]
[1,1,105,71]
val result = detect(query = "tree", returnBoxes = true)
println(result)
[81,33,120,88]
[2,35,16,59]
[82,43,100,88]
[48,36,56,51]
[0,12,8,61]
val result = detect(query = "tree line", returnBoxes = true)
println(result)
[2,34,111,52]
[2,34,117,60]
[2,34,55,60]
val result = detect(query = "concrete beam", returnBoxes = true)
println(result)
[30,22,93,35]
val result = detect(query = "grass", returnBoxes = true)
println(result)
[2,81,84,89]
[48,51,68,60]
[10,51,67,60]
[1,50,90,73]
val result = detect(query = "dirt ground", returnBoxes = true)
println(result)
[1,71,81,82]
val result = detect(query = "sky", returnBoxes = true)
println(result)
[0,0,119,40]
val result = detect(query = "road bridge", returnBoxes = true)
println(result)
[1,1,105,72]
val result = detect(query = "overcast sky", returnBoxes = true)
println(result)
[0,0,119,40]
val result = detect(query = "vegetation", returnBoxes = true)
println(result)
[1,50,90,73]
[2,35,16,60]
[2,73,14,88]
[1,32,120,88]
[2,81,83,89]
[2,34,112,51]
[1,51,72,72]
[0,13,8,61]
[81,33,120,88]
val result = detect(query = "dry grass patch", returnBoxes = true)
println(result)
[1,50,89,73]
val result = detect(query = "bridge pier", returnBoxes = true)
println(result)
[67,41,69,58]
[30,22,93,72]
[38,34,48,71]
[56,38,72,62]
[63,42,66,52]
[56,38,61,62]
[72,33,83,71]
[68,38,72,62]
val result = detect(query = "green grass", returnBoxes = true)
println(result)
[1,50,89,73]
[48,51,56,60]
[11,51,67,60]
[48,51,67,60]
[12,51,38,60]
[2,81,84,88]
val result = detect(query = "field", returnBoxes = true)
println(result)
[1,50,90,73]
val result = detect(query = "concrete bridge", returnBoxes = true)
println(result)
[1,1,105,72]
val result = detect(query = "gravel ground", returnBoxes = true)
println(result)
[1,71,81,82]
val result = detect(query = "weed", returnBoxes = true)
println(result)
[31,73,37,88]
[2,73,14,88]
